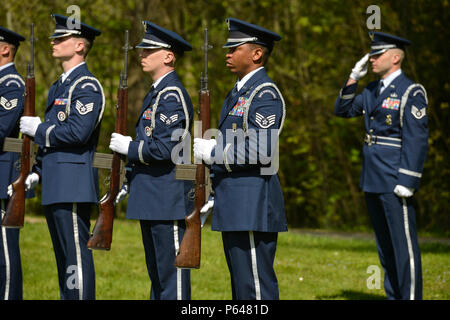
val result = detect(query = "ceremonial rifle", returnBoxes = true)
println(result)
[87,30,131,250]
[2,24,35,228]
[175,28,211,268]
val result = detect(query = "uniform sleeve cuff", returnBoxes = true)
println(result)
[34,122,53,147]
[127,140,141,163]
[339,83,358,99]
[397,171,421,190]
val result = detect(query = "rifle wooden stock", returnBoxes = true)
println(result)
[175,28,211,269]
[2,76,35,228]
[87,88,127,250]
[88,30,130,250]
[175,90,210,269]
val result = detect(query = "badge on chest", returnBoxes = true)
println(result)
[382,97,400,110]
[229,97,247,116]
[143,108,152,120]
[54,98,68,106]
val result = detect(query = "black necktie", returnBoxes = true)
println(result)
[55,76,63,90]
[231,84,238,97]
[376,80,384,97]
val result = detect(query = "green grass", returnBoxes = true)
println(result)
[19,216,449,300]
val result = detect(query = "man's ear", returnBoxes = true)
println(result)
[74,38,85,55]
[164,50,176,65]
[251,47,264,64]
[392,53,401,65]
[0,43,10,56]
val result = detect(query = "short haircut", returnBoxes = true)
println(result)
[248,43,271,65]
[73,37,93,58]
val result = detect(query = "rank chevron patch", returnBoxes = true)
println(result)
[411,105,426,119]
[255,112,276,128]
[160,113,179,125]
[75,100,94,115]
[0,96,18,110]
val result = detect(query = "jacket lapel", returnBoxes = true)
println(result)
[46,64,90,111]
[369,73,405,115]
[136,71,180,126]
[218,68,267,128]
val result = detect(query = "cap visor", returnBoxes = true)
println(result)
[369,49,387,57]
[223,41,247,48]
[135,41,164,49]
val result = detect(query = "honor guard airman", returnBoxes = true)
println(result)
[0,26,26,300]
[110,21,194,300]
[334,32,428,299]
[19,14,104,300]
[194,18,287,300]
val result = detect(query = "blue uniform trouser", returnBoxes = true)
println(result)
[365,192,422,300]
[0,199,22,300]
[44,203,96,300]
[140,220,191,300]
[222,231,279,300]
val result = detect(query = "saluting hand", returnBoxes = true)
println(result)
[349,53,370,81]
[109,132,132,156]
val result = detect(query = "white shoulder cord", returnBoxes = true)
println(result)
[242,82,286,135]
[66,76,106,128]
[399,83,428,128]
[0,74,25,87]
[149,86,190,141]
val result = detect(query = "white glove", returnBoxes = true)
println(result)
[349,53,370,81]
[115,183,128,204]
[194,138,216,165]
[20,116,42,137]
[200,196,214,227]
[109,133,132,156]
[394,185,415,198]
[7,172,39,197]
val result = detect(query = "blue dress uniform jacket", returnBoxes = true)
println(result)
[0,64,24,199]
[32,63,103,300]
[334,71,428,300]
[33,63,104,205]
[0,63,24,300]
[126,71,194,220]
[334,72,428,193]
[211,68,287,232]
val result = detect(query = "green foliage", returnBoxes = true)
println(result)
[1,0,448,233]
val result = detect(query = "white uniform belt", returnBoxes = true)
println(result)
[364,133,402,148]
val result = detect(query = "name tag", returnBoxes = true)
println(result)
[381,97,400,110]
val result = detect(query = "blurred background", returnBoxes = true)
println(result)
[1,0,448,235]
